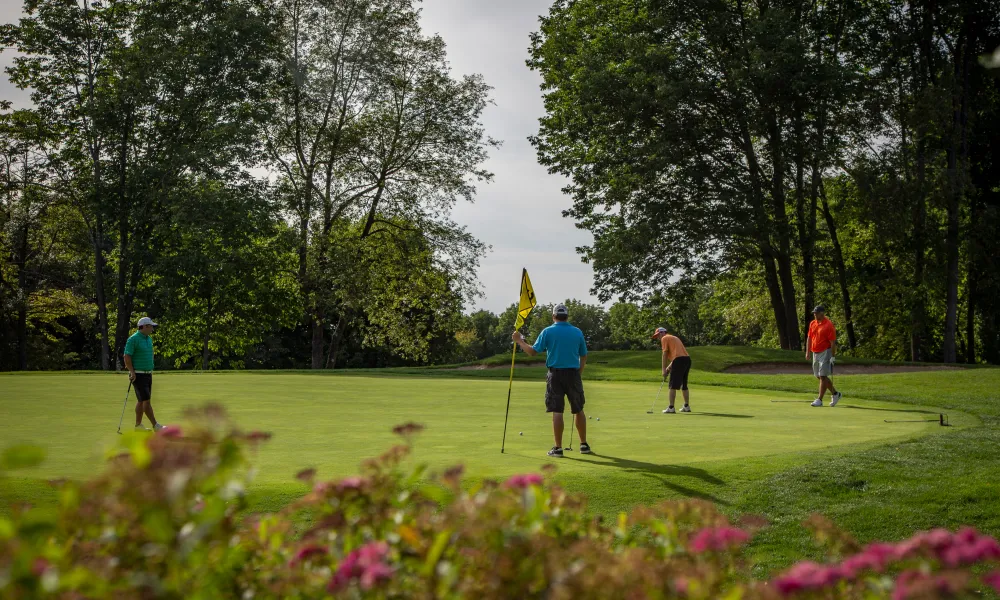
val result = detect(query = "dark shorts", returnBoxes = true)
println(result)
[133,373,152,402]
[545,368,586,414]
[668,356,692,390]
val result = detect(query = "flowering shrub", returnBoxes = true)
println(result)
[1,406,998,599]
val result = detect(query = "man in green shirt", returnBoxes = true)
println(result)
[123,317,167,432]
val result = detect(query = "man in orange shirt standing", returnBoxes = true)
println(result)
[805,305,842,407]
[651,327,692,413]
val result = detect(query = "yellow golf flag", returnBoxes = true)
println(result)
[514,268,537,330]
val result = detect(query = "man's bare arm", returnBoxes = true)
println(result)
[579,355,587,372]
[512,332,539,356]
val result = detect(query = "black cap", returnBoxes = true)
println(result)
[812,305,826,314]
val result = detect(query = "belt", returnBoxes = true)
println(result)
[133,371,153,374]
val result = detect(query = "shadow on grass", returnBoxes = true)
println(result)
[572,454,728,505]
[840,405,940,416]
[681,412,754,419]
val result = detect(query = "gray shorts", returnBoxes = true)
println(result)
[812,349,833,378]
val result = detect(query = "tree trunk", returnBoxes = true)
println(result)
[762,249,790,349]
[765,108,801,350]
[965,277,975,364]
[943,6,975,364]
[114,211,130,370]
[820,185,857,349]
[943,154,960,364]
[16,304,27,371]
[794,111,815,338]
[311,311,325,369]
[93,222,111,371]
[15,221,29,370]
[911,136,927,362]
[202,333,211,371]
[737,115,789,349]
[325,313,347,369]
[202,292,213,370]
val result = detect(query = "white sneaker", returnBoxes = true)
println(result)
[662,407,676,414]
[153,423,167,431]
[830,392,842,407]
[680,405,691,413]
[810,399,823,407]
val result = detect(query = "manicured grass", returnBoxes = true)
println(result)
[1,346,996,575]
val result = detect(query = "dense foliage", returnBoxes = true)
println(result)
[2,411,1000,598]
[0,0,493,371]
[528,0,1000,363]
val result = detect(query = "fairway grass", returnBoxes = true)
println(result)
[0,372,968,509]
[2,348,996,575]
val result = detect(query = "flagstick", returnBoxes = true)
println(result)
[500,341,518,453]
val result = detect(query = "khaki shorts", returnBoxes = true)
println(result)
[812,349,833,378]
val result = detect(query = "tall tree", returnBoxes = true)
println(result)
[270,0,495,367]
[6,0,280,369]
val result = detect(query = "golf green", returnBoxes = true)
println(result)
[0,373,960,498]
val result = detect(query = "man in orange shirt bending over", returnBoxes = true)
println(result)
[651,327,692,413]
[806,305,843,407]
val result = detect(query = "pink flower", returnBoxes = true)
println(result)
[359,561,394,590]
[313,476,369,495]
[504,473,544,489]
[31,558,50,576]
[157,426,182,438]
[774,561,843,595]
[337,476,367,492]
[689,526,750,553]
[983,571,1000,593]
[329,542,392,592]
[839,543,897,577]
[673,577,690,595]
[289,544,328,566]
[892,570,964,600]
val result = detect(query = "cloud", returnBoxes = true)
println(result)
[419,0,603,312]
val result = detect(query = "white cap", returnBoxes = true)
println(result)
[553,304,569,316]
[137,317,158,327]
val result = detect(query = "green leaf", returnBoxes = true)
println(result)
[1,444,46,470]
[422,530,452,576]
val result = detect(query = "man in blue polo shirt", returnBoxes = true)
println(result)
[123,316,167,432]
[512,304,590,457]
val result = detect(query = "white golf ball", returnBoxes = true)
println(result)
[597,418,601,421]
[519,432,523,436]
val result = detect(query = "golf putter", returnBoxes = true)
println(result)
[565,416,575,451]
[116,381,133,435]
[647,378,666,413]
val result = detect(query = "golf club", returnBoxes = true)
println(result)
[647,378,666,413]
[884,413,949,426]
[566,415,575,451]
[116,380,133,435]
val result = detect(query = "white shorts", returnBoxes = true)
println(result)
[812,349,833,377]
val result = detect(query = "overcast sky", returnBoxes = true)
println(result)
[0,1,601,314]
[418,0,600,313]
